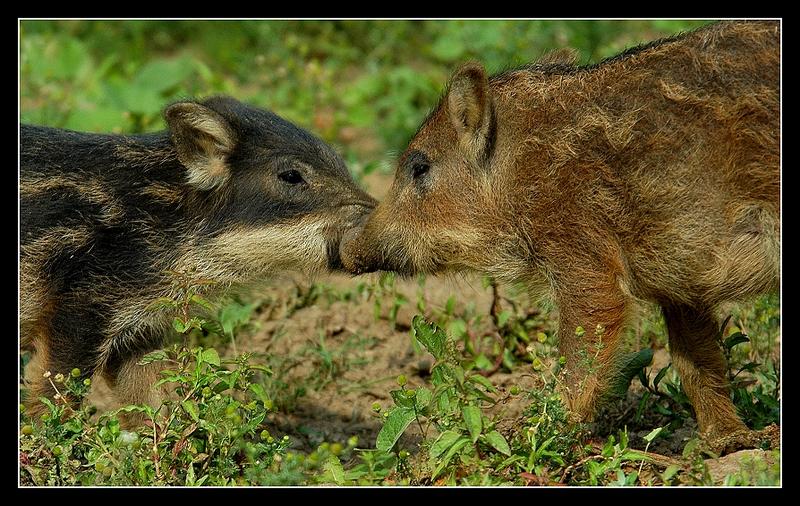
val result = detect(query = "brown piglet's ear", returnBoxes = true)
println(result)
[165,101,237,190]
[446,61,494,159]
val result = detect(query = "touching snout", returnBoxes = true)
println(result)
[327,194,377,272]
[338,204,420,276]
[339,211,379,275]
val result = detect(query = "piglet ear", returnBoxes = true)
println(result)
[446,61,495,163]
[164,101,237,190]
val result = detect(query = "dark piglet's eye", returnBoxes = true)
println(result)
[412,162,430,179]
[278,169,305,185]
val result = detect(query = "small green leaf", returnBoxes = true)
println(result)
[499,455,525,469]
[653,364,671,390]
[200,320,225,337]
[182,400,199,422]
[435,388,453,413]
[249,383,270,405]
[431,363,449,385]
[635,391,651,421]
[185,461,197,485]
[430,430,463,459]
[484,430,511,456]
[682,438,700,458]
[497,310,512,328]
[503,348,516,370]
[63,418,83,434]
[638,368,649,389]
[173,318,186,333]
[452,365,465,386]
[185,317,203,332]
[724,332,750,350]
[607,348,655,400]
[620,450,648,461]
[412,315,447,360]
[462,405,483,443]
[662,464,680,482]
[432,437,471,479]
[737,362,760,373]
[602,436,615,457]
[654,404,674,416]
[218,300,258,336]
[201,348,221,367]
[390,389,415,409]
[415,387,433,411]
[473,354,493,371]
[467,373,497,392]
[249,364,273,375]
[716,315,733,341]
[643,426,664,443]
[375,407,416,452]
[190,294,214,310]
[154,377,175,388]
[137,350,169,366]
[323,455,345,485]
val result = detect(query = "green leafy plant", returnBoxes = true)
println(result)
[577,430,649,486]
[19,344,285,486]
[375,316,515,483]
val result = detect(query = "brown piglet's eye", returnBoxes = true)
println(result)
[412,162,430,179]
[278,169,305,185]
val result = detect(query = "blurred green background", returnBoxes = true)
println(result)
[20,20,711,174]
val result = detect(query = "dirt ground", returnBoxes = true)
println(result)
[87,271,509,449]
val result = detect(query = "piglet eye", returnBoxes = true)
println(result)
[412,162,430,179]
[278,169,305,185]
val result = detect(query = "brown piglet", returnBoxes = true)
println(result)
[341,20,780,453]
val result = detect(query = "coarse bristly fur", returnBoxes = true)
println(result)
[340,20,780,452]
[20,95,376,420]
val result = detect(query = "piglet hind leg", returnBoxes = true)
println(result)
[23,339,99,420]
[22,303,105,420]
[663,304,779,454]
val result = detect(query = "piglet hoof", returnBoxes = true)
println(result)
[703,424,780,456]
[757,423,780,449]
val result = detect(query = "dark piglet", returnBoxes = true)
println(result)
[21,96,375,418]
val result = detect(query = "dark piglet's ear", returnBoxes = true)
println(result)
[446,61,494,161]
[165,102,237,190]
